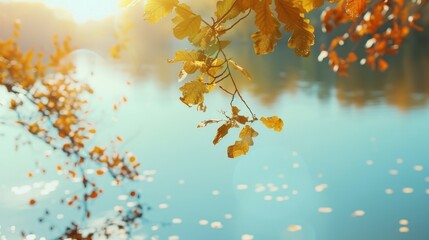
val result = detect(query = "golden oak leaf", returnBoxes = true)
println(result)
[345,0,366,19]
[228,60,252,80]
[231,106,248,124]
[236,0,257,11]
[179,79,209,107]
[172,4,202,40]
[227,125,258,158]
[260,116,284,132]
[254,0,278,34]
[227,140,249,158]
[239,125,259,146]
[215,0,242,22]
[213,122,234,144]
[299,0,324,12]
[144,0,178,23]
[251,30,281,55]
[169,50,205,62]
[189,26,216,49]
[251,0,282,54]
[275,0,315,57]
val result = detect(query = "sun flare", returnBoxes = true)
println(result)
[14,0,123,23]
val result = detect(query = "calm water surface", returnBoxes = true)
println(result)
[1,34,429,240]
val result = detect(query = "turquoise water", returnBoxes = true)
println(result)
[1,40,429,240]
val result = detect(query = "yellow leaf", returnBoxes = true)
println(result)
[275,0,315,57]
[345,0,366,18]
[172,4,202,40]
[215,0,241,22]
[254,0,278,34]
[251,30,281,55]
[228,60,252,80]
[144,0,178,23]
[238,125,259,146]
[227,125,259,158]
[169,50,205,63]
[261,116,284,132]
[189,26,216,49]
[251,0,282,55]
[213,122,234,144]
[179,79,209,107]
[227,140,249,158]
[298,0,324,12]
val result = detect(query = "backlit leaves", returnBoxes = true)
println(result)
[345,0,366,18]
[275,0,315,57]
[144,0,178,23]
[251,0,282,54]
[140,0,423,157]
[179,79,210,109]
[227,125,259,158]
[173,4,202,39]
[261,116,284,132]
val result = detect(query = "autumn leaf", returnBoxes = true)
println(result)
[227,140,250,158]
[169,50,205,63]
[261,116,284,132]
[231,106,248,124]
[144,0,178,23]
[179,79,210,107]
[275,0,315,57]
[197,119,222,128]
[251,30,282,55]
[227,125,259,158]
[299,0,324,13]
[228,60,252,80]
[251,0,282,55]
[172,4,202,40]
[215,0,242,22]
[345,0,366,19]
[213,122,234,144]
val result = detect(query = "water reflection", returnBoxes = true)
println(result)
[1,1,429,111]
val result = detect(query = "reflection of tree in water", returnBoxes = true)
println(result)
[222,29,429,111]
[2,1,429,111]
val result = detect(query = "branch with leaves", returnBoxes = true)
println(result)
[1,21,148,239]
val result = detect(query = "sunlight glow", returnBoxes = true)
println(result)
[3,0,122,23]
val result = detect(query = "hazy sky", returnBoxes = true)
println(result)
[0,0,125,22]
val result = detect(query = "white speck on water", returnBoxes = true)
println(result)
[241,234,254,240]
[172,218,182,224]
[402,188,414,194]
[264,195,273,201]
[288,225,302,232]
[315,183,328,193]
[199,220,209,226]
[352,210,365,217]
[159,203,168,209]
[210,221,223,229]
[414,165,423,171]
[399,219,409,225]
[318,207,333,213]
[385,188,394,195]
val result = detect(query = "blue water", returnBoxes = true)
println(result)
[1,47,429,240]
